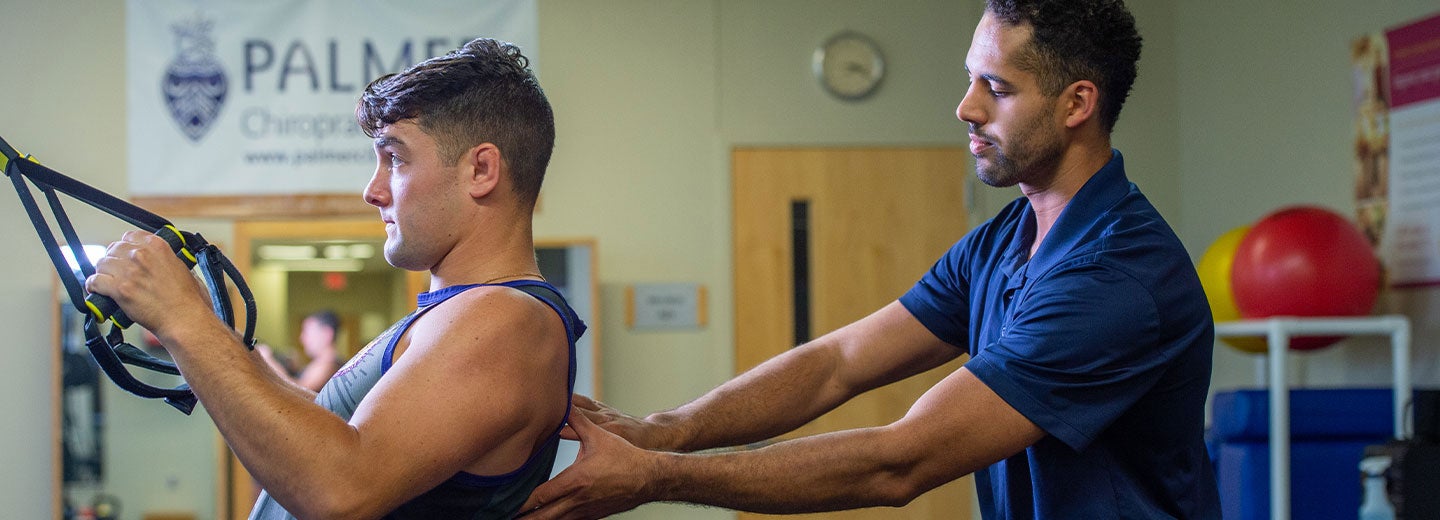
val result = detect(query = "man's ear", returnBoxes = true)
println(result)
[466,143,503,199]
[1059,80,1100,129]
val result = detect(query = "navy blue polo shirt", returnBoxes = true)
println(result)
[900,151,1220,519]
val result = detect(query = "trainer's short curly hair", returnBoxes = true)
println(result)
[357,38,554,206]
[986,0,1142,133]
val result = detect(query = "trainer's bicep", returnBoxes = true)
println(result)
[892,367,1043,486]
[830,301,964,392]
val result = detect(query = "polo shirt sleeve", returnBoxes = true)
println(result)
[965,257,1168,451]
[899,240,971,349]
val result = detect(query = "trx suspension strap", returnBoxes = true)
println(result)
[1,134,257,414]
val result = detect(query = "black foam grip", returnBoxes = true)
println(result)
[84,293,133,329]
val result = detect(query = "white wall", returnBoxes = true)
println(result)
[534,0,728,428]
[530,7,730,510]
[0,1,128,518]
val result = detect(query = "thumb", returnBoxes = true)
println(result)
[567,405,599,437]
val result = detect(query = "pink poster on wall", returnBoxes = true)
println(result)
[1356,11,1440,288]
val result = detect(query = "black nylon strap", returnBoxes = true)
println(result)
[10,152,170,231]
[3,134,256,414]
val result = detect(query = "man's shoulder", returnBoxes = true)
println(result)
[415,285,560,344]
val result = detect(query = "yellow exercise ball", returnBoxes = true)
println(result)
[1196,225,1268,353]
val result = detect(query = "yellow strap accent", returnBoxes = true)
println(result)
[3,151,41,173]
[85,301,127,328]
[163,224,187,246]
[85,300,106,321]
[163,224,199,264]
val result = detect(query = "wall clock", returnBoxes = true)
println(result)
[813,31,885,100]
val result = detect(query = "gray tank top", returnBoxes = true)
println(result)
[249,280,584,519]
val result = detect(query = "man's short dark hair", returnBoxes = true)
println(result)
[307,309,340,333]
[986,0,1142,133]
[356,38,554,206]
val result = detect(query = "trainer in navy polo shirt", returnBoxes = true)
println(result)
[900,150,1220,519]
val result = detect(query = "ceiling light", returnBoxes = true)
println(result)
[322,244,348,259]
[348,243,376,259]
[258,244,317,261]
[256,258,363,272]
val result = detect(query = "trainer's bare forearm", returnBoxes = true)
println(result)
[650,340,851,451]
[650,302,959,452]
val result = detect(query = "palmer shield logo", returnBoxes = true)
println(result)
[163,15,228,142]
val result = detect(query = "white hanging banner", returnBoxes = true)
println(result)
[126,0,537,196]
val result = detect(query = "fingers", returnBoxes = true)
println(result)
[560,405,602,442]
[517,479,611,520]
[569,396,629,428]
[559,422,579,441]
[122,229,159,243]
[518,471,579,519]
[89,232,175,283]
[85,231,209,333]
[570,405,608,429]
[513,501,570,520]
[565,397,664,450]
[87,240,136,293]
[571,393,602,411]
[566,405,600,439]
[518,409,647,520]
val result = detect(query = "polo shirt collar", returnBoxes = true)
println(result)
[1000,149,1128,280]
[1027,149,1128,274]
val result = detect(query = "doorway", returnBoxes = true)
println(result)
[733,147,974,519]
[222,218,426,519]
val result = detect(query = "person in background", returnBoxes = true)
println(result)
[258,310,345,393]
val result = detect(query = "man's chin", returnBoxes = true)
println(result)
[974,168,1018,188]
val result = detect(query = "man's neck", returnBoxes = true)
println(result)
[1019,142,1112,258]
[428,210,541,291]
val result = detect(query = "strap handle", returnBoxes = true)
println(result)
[83,225,199,329]
[3,133,257,414]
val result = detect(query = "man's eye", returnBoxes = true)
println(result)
[389,154,403,168]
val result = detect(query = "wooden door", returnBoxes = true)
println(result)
[733,147,973,519]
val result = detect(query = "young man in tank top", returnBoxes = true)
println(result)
[88,38,585,519]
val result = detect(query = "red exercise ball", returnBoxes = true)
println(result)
[1230,206,1381,350]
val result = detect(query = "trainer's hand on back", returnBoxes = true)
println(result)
[518,407,660,520]
[569,394,678,452]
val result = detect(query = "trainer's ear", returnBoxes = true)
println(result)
[1060,79,1099,129]
[466,142,502,199]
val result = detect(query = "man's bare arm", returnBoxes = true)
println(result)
[590,301,962,452]
[90,233,568,518]
[522,366,1043,519]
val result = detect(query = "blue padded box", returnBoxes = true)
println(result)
[1210,388,1394,520]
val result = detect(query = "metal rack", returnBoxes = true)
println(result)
[1214,315,1411,520]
